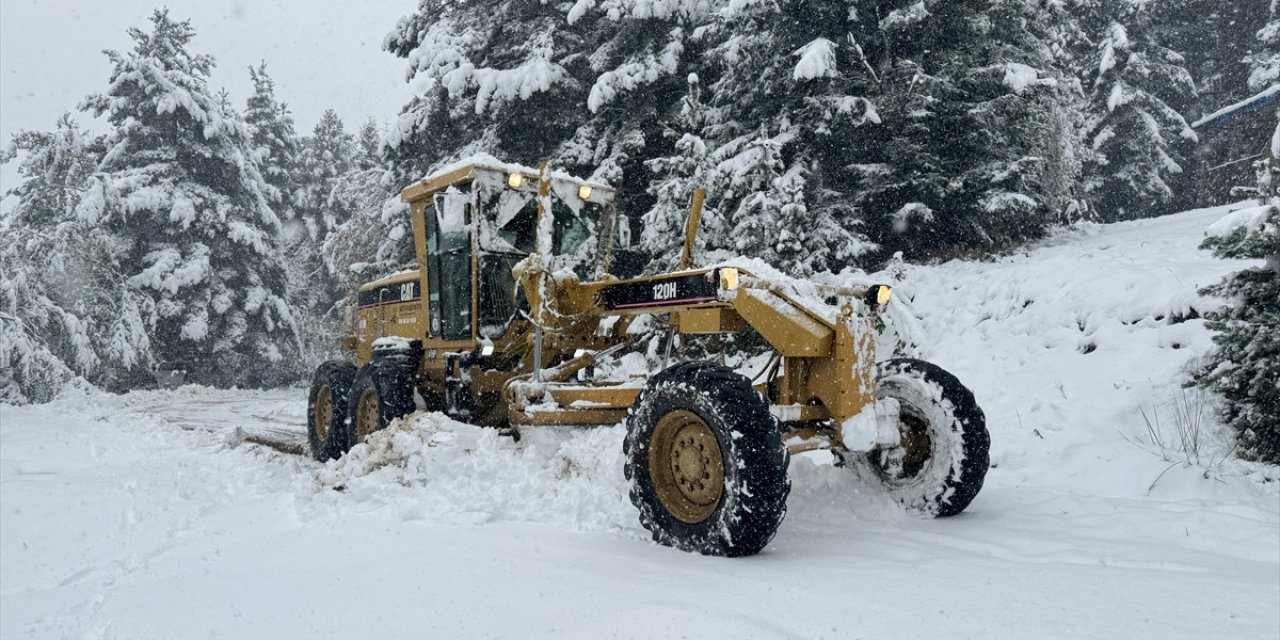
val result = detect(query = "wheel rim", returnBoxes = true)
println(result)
[356,388,380,441]
[314,385,332,444]
[649,410,725,524]
[870,403,933,483]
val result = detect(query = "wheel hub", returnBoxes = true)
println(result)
[650,410,724,523]
[873,407,932,481]
[356,388,380,441]
[314,385,332,443]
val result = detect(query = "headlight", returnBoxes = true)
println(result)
[719,267,740,291]
[864,284,892,307]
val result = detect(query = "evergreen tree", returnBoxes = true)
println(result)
[354,118,384,171]
[383,0,711,215]
[1249,0,1280,92]
[324,116,401,294]
[77,9,298,387]
[0,116,106,402]
[0,225,94,404]
[850,0,1078,256]
[324,174,404,294]
[714,128,788,263]
[292,112,393,368]
[1078,0,1198,221]
[1154,0,1270,109]
[244,62,301,224]
[289,109,357,314]
[696,0,880,273]
[2,115,101,228]
[640,73,721,271]
[376,0,1190,268]
[383,0,582,185]
[296,109,356,241]
[1196,167,1280,464]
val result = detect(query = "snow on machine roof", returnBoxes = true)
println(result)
[400,153,614,205]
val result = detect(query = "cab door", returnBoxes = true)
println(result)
[426,187,475,341]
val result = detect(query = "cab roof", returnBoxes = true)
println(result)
[400,154,615,204]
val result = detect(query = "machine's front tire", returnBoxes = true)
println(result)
[345,360,417,450]
[857,358,989,517]
[306,361,356,461]
[624,362,790,557]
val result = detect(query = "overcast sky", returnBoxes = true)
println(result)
[0,0,420,197]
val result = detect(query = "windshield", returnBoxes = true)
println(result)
[476,179,615,278]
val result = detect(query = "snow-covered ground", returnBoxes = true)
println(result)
[2,203,1278,639]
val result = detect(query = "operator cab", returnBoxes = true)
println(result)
[398,158,625,346]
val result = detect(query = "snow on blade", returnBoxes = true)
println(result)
[314,412,636,533]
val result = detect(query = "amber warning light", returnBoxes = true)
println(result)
[864,284,892,307]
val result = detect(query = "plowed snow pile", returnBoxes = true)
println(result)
[2,203,1277,639]
[313,415,637,532]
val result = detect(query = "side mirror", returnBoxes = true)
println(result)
[433,189,471,234]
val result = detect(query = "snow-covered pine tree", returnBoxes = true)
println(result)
[383,0,713,215]
[354,118,383,171]
[2,115,160,396]
[323,174,404,295]
[2,115,102,228]
[378,0,1089,268]
[640,73,721,271]
[321,118,404,333]
[849,0,1076,257]
[77,9,298,387]
[713,126,786,263]
[555,0,716,204]
[277,109,359,367]
[693,0,880,273]
[244,62,301,226]
[0,223,94,404]
[1195,169,1280,464]
[296,109,356,242]
[1249,0,1280,91]
[383,0,583,185]
[1078,0,1198,221]
[324,117,402,294]
[1154,0,1270,109]
[0,115,106,402]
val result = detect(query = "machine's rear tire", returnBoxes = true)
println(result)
[857,358,989,517]
[306,361,356,461]
[624,361,790,557]
[344,360,417,450]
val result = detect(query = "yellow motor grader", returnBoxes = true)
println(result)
[307,159,989,557]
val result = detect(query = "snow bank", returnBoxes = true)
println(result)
[883,203,1273,499]
[1205,201,1275,239]
[313,412,637,533]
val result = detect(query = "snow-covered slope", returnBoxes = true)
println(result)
[2,204,1277,639]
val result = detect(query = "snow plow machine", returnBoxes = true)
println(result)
[307,159,989,557]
